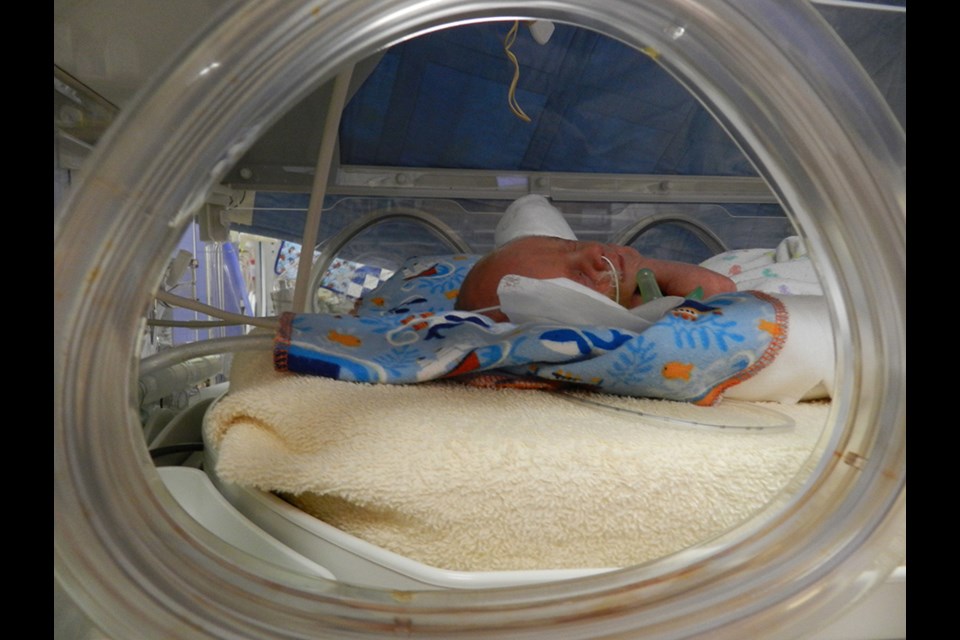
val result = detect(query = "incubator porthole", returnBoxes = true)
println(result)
[54,1,904,638]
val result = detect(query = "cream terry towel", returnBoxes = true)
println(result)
[206,349,828,572]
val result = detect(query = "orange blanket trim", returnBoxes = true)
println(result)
[274,312,294,372]
[694,291,789,406]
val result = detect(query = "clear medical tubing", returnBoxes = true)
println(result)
[54,1,904,638]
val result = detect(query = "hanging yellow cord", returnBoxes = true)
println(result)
[504,21,532,123]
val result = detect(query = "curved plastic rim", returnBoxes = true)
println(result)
[612,213,729,255]
[54,1,905,638]
[307,207,473,313]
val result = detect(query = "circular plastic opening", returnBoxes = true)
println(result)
[308,207,472,313]
[54,1,904,638]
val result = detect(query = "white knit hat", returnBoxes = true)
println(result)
[494,195,577,248]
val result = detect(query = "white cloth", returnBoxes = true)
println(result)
[699,236,823,296]
[725,295,835,402]
[498,274,683,333]
[700,237,834,402]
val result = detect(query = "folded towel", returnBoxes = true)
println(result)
[208,348,829,572]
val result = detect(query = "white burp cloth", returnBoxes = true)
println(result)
[497,275,683,333]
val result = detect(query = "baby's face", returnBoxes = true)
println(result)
[460,236,645,314]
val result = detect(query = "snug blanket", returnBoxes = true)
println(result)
[276,290,786,406]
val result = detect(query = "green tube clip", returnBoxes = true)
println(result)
[636,268,662,302]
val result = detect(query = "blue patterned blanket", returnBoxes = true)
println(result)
[274,254,787,406]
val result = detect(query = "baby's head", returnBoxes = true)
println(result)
[456,195,646,321]
[455,236,646,321]
[455,194,736,322]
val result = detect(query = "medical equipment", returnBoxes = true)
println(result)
[54,1,904,637]
[636,268,663,302]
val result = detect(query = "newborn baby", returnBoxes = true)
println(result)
[456,235,736,322]
[455,195,834,403]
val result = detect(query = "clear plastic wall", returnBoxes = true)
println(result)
[54,1,904,637]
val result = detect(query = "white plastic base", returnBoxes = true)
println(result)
[158,467,334,580]
[202,462,612,590]
[164,463,904,635]
[811,565,906,640]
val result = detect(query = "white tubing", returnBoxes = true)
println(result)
[292,68,355,313]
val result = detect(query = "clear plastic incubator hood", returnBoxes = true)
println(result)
[54,0,905,637]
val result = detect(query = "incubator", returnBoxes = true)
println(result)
[54,1,905,638]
